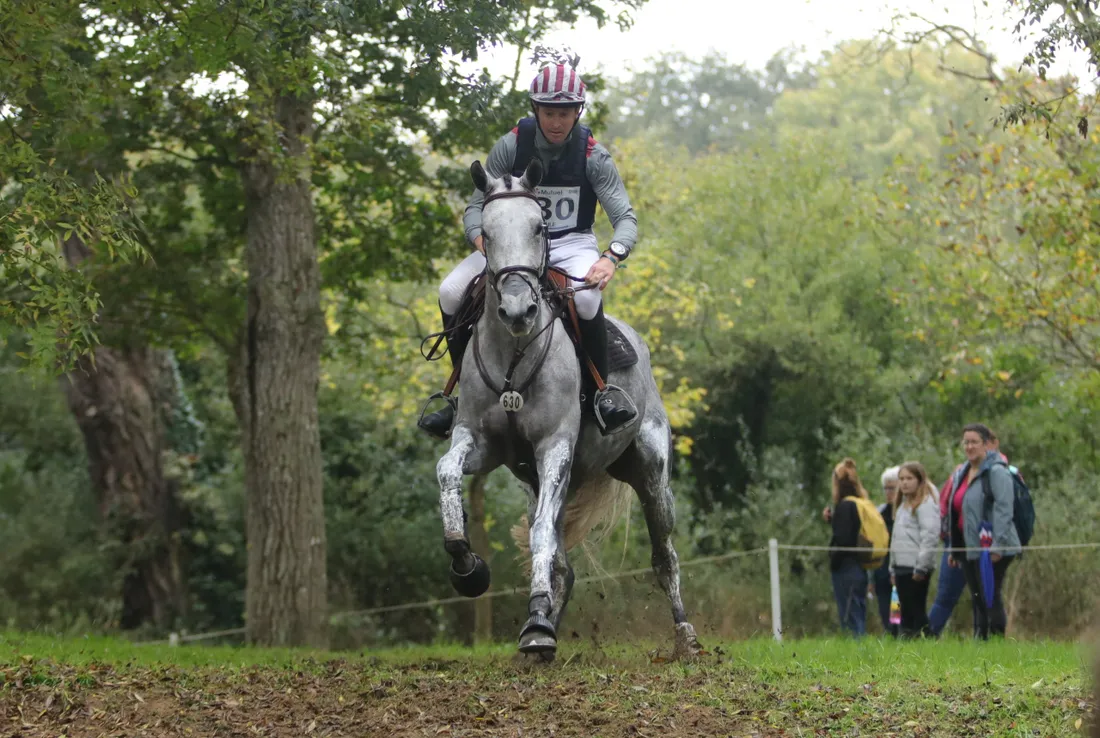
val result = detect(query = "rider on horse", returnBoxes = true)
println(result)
[419,63,639,439]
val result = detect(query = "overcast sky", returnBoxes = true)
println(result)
[476,0,1093,89]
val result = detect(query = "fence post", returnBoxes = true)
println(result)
[769,538,782,642]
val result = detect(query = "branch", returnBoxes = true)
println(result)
[142,144,229,167]
[938,64,1000,85]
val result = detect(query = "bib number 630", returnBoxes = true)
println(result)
[499,391,524,412]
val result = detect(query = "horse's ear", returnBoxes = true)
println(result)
[522,157,543,190]
[471,160,488,193]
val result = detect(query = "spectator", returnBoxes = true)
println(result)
[929,430,1009,636]
[826,458,873,638]
[889,461,940,637]
[872,466,900,637]
[946,423,1022,639]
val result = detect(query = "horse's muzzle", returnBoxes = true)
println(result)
[497,297,538,337]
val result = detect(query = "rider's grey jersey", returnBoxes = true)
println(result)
[463,123,638,254]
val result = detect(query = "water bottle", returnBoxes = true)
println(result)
[889,585,902,626]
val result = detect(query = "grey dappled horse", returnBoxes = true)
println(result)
[435,158,701,659]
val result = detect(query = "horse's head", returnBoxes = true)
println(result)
[472,158,545,337]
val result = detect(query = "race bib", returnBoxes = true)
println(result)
[535,185,581,231]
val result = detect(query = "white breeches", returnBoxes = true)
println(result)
[438,231,603,320]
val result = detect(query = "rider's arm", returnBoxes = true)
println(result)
[587,142,638,257]
[463,131,518,247]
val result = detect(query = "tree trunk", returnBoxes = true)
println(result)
[64,347,186,630]
[468,475,493,644]
[232,92,328,648]
[61,238,186,631]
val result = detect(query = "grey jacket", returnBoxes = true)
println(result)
[959,456,1022,561]
[890,494,940,575]
[463,121,638,252]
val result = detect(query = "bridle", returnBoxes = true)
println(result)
[472,186,557,403]
[480,188,549,303]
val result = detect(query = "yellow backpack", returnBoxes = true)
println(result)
[850,497,889,569]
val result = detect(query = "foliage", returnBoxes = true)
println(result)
[1010,0,1100,86]
[0,1,146,368]
[772,41,1003,176]
[891,100,1100,388]
[600,49,813,152]
[0,334,119,630]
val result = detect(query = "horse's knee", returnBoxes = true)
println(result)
[574,290,601,321]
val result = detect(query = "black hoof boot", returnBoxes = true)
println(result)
[519,612,557,654]
[418,401,456,440]
[519,591,557,654]
[449,553,491,598]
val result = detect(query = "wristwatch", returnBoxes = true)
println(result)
[607,241,629,261]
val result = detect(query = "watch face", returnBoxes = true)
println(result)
[610,242,627,257]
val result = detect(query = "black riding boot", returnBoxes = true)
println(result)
[418,307,471,439]
[578,303,636,433]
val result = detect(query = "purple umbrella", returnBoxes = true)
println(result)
[978,519,995,609]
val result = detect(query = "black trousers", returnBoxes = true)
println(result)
[894,572,931,638]
[962,556,1013,639]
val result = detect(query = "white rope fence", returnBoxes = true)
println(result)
[155,540,1100,646]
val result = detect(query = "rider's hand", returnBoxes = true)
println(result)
[822,506,832,523]
[585,256,616,290]
[474,235,485,255]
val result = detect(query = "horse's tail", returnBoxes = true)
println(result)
[510,475,633,559]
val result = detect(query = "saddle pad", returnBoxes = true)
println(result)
[606,319,639,374]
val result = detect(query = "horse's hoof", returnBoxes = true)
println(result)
[519,613,557,654]
[519,631,557,654]
[673,622,702,660]
[449,553,491,598]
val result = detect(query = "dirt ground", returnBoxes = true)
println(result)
[1,657,748,738]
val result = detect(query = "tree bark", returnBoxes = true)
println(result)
[468,475,492,644]
[233,92,328,648]
[61,237,186,631]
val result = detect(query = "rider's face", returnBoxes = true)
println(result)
[535,106,581,144]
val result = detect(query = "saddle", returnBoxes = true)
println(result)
[429,269,638,401]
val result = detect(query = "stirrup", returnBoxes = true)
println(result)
[417,392,458,437]
[592,384,638,436]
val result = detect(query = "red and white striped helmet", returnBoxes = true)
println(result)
[529,64,586,107]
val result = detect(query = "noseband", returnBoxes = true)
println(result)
[481,188,549,298]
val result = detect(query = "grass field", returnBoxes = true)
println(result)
[1,631,1095,737]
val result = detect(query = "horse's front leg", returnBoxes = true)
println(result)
[519,434,575,655]
[437,425,492,598]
